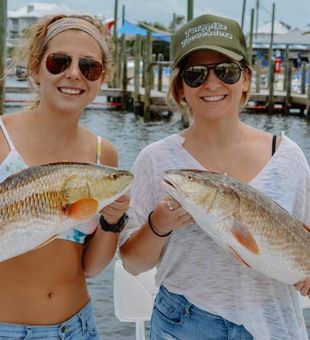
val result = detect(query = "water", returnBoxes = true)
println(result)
[5,106,310,339]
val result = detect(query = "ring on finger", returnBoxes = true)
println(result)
[167,201,174,211]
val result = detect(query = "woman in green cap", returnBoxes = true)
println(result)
[119,14,310,339]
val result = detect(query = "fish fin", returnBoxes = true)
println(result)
[230,217,259,255]
[35,235,58,249]
[228,246,252,268]
[63,198,98,220]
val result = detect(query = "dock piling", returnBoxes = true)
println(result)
[255,59,261,93]
[306,64,310,117]
[284,61,293,114]
[144,31,153,121]
[157,54,164,92]
[0,0,7,116]
[133,35,142,106]
[301,62,307,95]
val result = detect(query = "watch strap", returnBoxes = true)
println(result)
[99,213,128,233]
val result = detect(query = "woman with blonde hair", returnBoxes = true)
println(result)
[0,14,129,339]
[119,14,310,340]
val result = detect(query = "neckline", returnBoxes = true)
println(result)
[170,133,287,185]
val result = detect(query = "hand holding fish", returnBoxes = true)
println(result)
[150,196,194,235]
[295,278,310,297]
[99,194,130,224]
[163,169,310,285]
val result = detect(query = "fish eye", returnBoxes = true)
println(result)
[186,175,193,180]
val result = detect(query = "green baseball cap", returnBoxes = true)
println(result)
[172,14,249,68]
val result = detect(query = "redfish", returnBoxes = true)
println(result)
[0,162,133,262]
[163,169,310,285]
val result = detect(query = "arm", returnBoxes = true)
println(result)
[120,198,192,275]
[82,194,129,277]
[82,140,130,277]
[119,149,193,275]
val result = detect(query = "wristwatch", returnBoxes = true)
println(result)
[99,213,128,233]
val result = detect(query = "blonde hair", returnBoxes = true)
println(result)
[167,62,252,116]
[12,14,114,108]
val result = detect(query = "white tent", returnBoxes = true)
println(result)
[257,20,290,35]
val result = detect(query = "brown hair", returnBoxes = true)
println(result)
[13,14,114,108]
[167,61,252,116]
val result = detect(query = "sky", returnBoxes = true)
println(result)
[7,0,310,32]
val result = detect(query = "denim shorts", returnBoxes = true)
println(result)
[150,286,253,340]
[0,300,99,340]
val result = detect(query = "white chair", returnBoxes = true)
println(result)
[113,259,310,339]
[113,259,158,340]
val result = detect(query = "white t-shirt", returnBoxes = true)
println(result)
[120,133,310,340]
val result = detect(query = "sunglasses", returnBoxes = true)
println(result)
[180,62,244,88]
[45,53,104,81]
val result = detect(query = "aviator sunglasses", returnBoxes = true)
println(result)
[45,53,104,81]
[180,62,245,88]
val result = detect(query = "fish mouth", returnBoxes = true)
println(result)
[162,178,181,202]
[163,178,175,188]
[162,178,179,194]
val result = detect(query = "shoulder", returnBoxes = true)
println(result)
[279,136,309,170]
[99,137,118,167]
[131,134,182,186]
[134,134,179,165]
[78,125,118,167]
[0,112,24,160]
[1,111,24,127]
[264,135,310,183]
[281,135,305,153]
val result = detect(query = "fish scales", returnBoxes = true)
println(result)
[1,165,81,232]
[0,162,133,262]
[163,169,310,284]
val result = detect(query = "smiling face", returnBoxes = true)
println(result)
[34,30,103,116]
[178,50,250,122]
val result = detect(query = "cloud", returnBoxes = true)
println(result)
[7,0,310,29]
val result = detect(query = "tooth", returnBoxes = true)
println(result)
[203,95,224,102]
[60,88,81,95]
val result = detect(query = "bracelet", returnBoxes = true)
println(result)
[148,211,172,237]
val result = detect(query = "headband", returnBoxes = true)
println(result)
[42,17,108,56]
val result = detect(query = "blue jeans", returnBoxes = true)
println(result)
[150,286,253,340]
[0,300,99,339]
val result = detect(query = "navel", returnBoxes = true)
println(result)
[47,291,54,299]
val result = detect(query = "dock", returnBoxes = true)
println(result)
[4,83,309,117]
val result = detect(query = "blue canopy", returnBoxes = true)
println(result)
[118,20,147,35]
[118,19,170,42]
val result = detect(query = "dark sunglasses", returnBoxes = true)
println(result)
[45,53,104,81]
[180,62,244,88]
